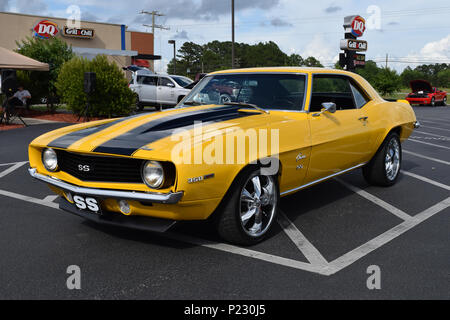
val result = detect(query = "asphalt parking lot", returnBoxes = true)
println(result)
[0,106,449,300]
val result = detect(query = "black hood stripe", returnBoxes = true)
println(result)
[93,106,259,156]
[47,113,147,149]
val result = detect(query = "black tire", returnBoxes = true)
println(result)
[430,97,435,107]
[215,166,280,246]
[220,93,232,104]
[135,96,144,112]
[177,96,185,104]
[363,132,402,187]
[442,97,447,106]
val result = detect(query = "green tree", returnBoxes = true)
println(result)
[400,66,427,88]
[301,56,323,67]
[373,68,401,97]
[287,54,304,66]
[356,60,380,85]
[16,37,74,111]
[436,69,450,88]
[167,40,322,76]
[56,55,135,117]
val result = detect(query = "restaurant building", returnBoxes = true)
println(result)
[0,11,159,72]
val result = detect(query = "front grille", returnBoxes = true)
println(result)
[56,150,144,183]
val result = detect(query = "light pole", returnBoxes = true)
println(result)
[168,39,176,74]
[231,0,235,69]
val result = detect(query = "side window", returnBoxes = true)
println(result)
[310,75,356,112]
[159,77,175,87]
[142,76,157,86]
[349,82,369,108]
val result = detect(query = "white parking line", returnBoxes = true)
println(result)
[43,195,60,203]
[420,124,450,132]
[328,197,450,274]
[403,150,450,166]
[277,210,329,267]
[415,131,450,139]
[0,161,28,178]
[0,188,59,209]
[335,178,412,221]
[0,161,27,167]
[402,171,450,191]
[408,139,450,150]
[165,231,333,275]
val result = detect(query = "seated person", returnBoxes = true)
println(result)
[1,85,31,122]
[12,85,32,109]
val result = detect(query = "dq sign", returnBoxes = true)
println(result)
[33,20,59,39]
[350,16,366,37]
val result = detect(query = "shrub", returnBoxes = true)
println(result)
[56,55,135,117]
[16,37,74,110]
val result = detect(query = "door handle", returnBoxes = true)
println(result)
[358,116,368,121]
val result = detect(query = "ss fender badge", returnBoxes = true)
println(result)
[188,173,215,184]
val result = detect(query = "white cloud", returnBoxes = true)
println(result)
[419,34,450,59]
[301,34,336,65]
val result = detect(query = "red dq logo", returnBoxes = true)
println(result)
[33,20,59,39]
[351,16,366,37]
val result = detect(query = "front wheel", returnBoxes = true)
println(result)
[363,133,402,187]
[216,167,279,245]
[442,97,447,106]
[430,97,435,107]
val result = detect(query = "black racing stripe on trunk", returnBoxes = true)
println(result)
[47,118,127,149]
[93,106,259,156]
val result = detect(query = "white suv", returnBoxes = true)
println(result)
[129,71,192,111]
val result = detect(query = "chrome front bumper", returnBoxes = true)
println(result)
[28,168,184,204]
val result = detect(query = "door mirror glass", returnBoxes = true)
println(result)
[322,102,337,113]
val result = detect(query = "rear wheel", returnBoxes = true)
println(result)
[135,96,144,111]
[216,167,279,245]
[363,133,402,187]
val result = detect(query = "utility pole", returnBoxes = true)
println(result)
[168,40,176,74]
[141,10,170,71]
[385,53,388,69]
[231,0,235,69]
[141,10,170,35]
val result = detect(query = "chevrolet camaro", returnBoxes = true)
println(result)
[28,67,419,245]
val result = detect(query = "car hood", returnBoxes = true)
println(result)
[36,105,287,157]
[410,80,432,93]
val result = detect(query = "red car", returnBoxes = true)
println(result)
[406,80,447,106]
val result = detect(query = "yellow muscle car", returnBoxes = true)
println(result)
[28,67,419,245]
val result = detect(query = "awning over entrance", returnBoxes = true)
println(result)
[0,46,49,71]
[72,47,138,57]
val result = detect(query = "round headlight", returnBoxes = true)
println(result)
[142,161,164,189]
[42,148,58,172]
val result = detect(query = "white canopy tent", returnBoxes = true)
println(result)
[0,46,49,71]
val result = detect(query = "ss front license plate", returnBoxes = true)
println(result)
[73,195,101,214]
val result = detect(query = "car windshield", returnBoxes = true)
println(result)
[171,76,193,87]
[182,73,307,111]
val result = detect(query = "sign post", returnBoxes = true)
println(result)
[339,15,367,72]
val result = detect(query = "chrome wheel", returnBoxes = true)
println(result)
[220,94,232,104]
[385,138,400,181]
[239,174,277,237]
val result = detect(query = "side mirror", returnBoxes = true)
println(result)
[313,102,337,117]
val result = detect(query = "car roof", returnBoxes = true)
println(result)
[210,67,354,76]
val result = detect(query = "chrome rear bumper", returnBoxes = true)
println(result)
[28,168,183,204]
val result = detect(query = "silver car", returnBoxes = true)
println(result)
[129,70,192,111]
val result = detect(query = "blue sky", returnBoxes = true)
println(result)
[1,0,449,73]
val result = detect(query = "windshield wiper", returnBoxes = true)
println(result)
[223,102,269,114]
